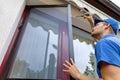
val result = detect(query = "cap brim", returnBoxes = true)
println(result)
[94,18,103,26]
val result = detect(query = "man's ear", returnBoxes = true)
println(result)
[105,24,110,29]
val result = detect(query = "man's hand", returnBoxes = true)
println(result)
[63,58,81,80]
[83,12,93,20]
[63,58,104,80]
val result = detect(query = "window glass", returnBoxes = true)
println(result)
[9,7,68,79]
[72,27,98,78]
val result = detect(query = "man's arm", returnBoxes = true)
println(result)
[83,12,94,31]
[83,13,98,41]
[75,73,103,80]
[99,61,120,80]
[63,58,103,80]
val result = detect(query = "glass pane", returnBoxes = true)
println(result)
[9,7,68,79]
[72,27,98,78]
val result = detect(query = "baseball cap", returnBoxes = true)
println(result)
[94,18,119,35]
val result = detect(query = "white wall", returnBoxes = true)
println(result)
[0,0,26,66]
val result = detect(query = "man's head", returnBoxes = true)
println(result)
[91,18,119,39]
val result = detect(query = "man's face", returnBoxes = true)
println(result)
[91,22,106,37]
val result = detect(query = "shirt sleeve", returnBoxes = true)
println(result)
[95,39,120,70]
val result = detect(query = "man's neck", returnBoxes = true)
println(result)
[94,33,112,41]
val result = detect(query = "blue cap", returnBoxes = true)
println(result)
[94,18,119,35]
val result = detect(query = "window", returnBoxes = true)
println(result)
[7,6,70,80]
[72,27,98,78]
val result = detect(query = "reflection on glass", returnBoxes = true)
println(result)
[72,27,98,78]
[9,8,63,79]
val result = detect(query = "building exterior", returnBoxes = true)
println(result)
[0,0,120,80]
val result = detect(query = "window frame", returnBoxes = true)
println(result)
[1,5,71,80]
[0,7,28,79]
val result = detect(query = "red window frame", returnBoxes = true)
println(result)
[0,5,71,80]
[0,7,28,78]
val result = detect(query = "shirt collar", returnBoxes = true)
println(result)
[101,34,116,39]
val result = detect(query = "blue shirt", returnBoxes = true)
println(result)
[95,34,120,78]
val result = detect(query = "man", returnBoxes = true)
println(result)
[63,14,120,80]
